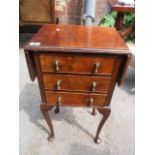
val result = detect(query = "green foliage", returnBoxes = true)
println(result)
[123,12,135,28]
[99,12,135,43]
[99,12,117,27]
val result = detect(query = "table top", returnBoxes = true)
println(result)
[108,0,135,12]
[25,24,130,55]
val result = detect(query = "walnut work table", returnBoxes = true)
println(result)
[24,24,131,144]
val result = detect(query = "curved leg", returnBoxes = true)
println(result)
[92,108,97,116]
[40,104,55,142]
[94,106,111,144]
[54,104,60,114]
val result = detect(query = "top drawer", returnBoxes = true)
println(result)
[39,54,116,75]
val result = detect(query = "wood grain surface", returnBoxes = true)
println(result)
[45,91,107,107]
[39,54,116,75]
[25,24,130,54]
[43,74,111,93]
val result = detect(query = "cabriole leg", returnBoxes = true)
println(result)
[94,106,111,144]
[54,104,60,114]
[92,108,97,115]
[40,104,55,142]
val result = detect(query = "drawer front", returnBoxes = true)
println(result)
[40,54,116,75]
[45,91,107,107]
[43,74,111,93]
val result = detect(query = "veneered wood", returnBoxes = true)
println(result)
[25,51,36,81]
[39,54,116,75]
[24,24,130,53]
[33,53,46,103]
[24,24,132,144]
[105,57,122,105]
[45,91,107,107]
[43,74,111,93]
[117,55,132,85]
[24,25,131,86]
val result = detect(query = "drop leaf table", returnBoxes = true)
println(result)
[24,24,131,144]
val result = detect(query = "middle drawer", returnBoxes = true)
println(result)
[42,74,111,93]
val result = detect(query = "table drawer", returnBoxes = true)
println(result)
[43,74,111,93]
[45,91,107,107]
[40,54,116,75]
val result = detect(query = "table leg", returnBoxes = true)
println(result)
[40,104,55,142]
[120,24,135,37]
[54,104,60,114]
[92,108,97,116]
[94,106,111,144]
[115,12,124,30]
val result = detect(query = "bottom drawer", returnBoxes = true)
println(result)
[45,91,107,107]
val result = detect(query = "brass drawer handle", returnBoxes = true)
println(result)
[56,80,61,90]
[54,60,60,71]
[91,82,96,91]
[94,61,101,73]
[89,98,94,107]
[57,96,62,106]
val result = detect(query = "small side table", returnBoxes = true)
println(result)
[108,0,135,37]
[24,24,131,144]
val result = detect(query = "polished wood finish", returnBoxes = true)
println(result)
[40,104,55,141]
[25,51,36,81]
[118,55,132,85]
[43,74,111,93]
[45,91,107,107]
[33,53,46,103]
[40,54,116,75]
[94,106,111,144]
[25,24,129,52]
[24,24,131,144]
